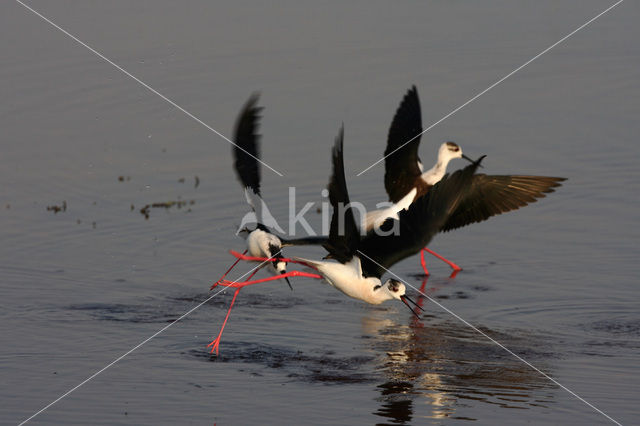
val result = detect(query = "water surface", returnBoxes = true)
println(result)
[1,1,639,424]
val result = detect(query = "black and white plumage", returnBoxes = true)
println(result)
[232,94,291,289]
[381,85,566,233]
[363,87,471,232]
[295,128,483,312]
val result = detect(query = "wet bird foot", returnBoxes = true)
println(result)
[207,270,321,354]
[207,287,241,355]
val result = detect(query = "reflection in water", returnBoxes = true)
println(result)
[375,381,414,425]
[365,277,557,424]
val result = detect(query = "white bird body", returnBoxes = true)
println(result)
[364,188,417,231]
[294,256,404,305]
[246,228,286,274]
[282,128,432,317]
[419,142,465,185]
[364,142,463,231]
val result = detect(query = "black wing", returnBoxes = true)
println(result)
[359,157,484,277]
[322,127,360,263]
[384,86,423,203]
[441,175,566,232]
[280,236,329,247]
[232,93,263,196]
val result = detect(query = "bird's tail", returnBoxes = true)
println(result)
[280,236,330,247]
[291,256,324,271]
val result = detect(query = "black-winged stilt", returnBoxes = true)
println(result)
[380,86,566,275]
[208,125,484,352]
[290,127,485,314]
[211,94,291,290]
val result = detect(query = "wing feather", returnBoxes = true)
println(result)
[358,157,484,277]
[384,86,424,203]
[322,127,360,263]
[441,175,566,232]
[233,93,263,196]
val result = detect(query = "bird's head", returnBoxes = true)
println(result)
[440,141,474,165]
[381,278,406,300]
[272,259,293,291]
[377,279,424,318]
[274,260,287,274]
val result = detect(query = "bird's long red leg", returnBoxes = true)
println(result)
[216,270,322,288]
[420,248,430,276]
[228,250,313,268]
[206,268,262,355]
[421,247,462,278]
[207,287,241,355]
[211,249,248,289]
[423,248,462,271]
[207,270,322,354]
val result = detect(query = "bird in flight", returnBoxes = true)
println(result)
[211,94,292,290]
[380,86,566,275]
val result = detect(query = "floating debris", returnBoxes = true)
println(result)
[140,205,150,219]
[194,175,200,188]
[46,201,67,214]
[5,203,10,209]
[118,176,131,182]
[130,204,135,211]
[138,199,196,219]
[178,177,185,183]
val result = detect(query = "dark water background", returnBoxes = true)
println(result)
[1,1,638,424]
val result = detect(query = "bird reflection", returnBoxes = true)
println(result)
[375,381,415,424]
[364,276,556,424]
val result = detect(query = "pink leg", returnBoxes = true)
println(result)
[245,268,259,281]
[207,287,241,355]
[423,248,462,272]
[211,249,248,289]
[206,268,261,354]
[420,247,462,277]
[420,249,430,276]
[216,270,322,289]
[229,250,314,268]
[207,270,322,355]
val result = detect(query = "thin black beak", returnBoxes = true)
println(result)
[282,272,293,291]
[462,154,481,167]
[400,295,423,319]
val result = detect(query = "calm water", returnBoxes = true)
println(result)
[1,1,639,424]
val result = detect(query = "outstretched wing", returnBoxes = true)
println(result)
[441,175,566,232]
[233,93,262,197]
[384,85,423,203]
[359,157,485,277]
[322,127,360,263]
